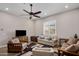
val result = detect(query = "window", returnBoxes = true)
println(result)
[43,20,56,36]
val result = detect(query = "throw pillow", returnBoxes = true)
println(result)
[11,38,20,43]
[61,43,70,49]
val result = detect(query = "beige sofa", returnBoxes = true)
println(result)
[32,47,54,56]
[38,39,53,46]
[38,35,58,47]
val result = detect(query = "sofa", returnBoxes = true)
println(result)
[32,47,54,56]
[58,38,79,56]
[38,35,58,47]
[38,39,53,46]
[8,36,28,53]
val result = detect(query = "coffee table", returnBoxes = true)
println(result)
[23,43,36,52]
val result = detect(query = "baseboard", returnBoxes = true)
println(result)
[0,45,7,48]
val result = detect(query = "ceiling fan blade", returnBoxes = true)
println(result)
[23,9,30,14]
[33,11,41,14]
[33,14,40,18]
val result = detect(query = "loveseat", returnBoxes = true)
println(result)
[8,36,28,53]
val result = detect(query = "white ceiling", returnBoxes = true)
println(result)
[0,3,79,19]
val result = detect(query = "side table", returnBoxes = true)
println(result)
[30,36,38,42]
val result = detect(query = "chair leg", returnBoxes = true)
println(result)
[58,50,61,56]
[61,52,64,56]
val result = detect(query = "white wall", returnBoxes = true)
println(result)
[0,11,35,46]
[1,8,79,47]
[35,8,79,38]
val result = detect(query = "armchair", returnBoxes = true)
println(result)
[8,43,22,53]
[8,36,28,53]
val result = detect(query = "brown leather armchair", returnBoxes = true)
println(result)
[8,36,28,53]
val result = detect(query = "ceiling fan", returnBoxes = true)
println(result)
[23,4,42,19]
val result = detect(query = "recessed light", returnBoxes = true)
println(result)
[65,5,68,8]
[5,8,9,11]
[44,13,47,15]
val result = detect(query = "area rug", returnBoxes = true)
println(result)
[20,43,55,56]
[21,51,32,56]
[21,50,58,56]
[19,42,59,56]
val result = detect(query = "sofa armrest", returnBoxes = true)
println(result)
[7,43,22,53]
[57,48,79,56]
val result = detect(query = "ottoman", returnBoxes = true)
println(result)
[32,47,54,56]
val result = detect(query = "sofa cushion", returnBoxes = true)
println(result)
[67,37,78,45]
[75,41,79,51]
[33,48,53,52]
[61,43,70,49]
[52,34,57,39]
[52,39,58,46]
[11,38,20,43]
[19,36,28,43]
[39,35,45,39]
[74,44,79,51]
[52,39,57,43]
[76,41,79,45]
[32,48,54,56]
[65,44,79,52]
